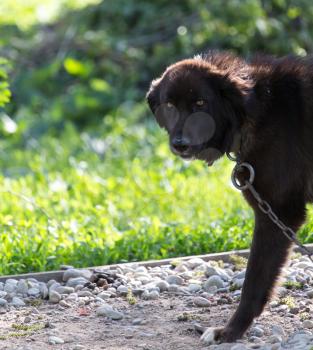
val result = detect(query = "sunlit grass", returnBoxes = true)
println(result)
[0,103,312,275]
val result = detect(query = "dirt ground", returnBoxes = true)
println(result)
[0,291,301,350]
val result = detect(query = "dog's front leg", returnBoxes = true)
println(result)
[201,206,305,344]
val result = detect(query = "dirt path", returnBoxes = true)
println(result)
[0,290,303,350]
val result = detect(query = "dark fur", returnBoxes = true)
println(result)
[146,51,313,342]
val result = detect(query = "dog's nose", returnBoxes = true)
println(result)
[171,136,191,154]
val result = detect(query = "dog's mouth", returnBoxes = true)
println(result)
[172,144,220,166]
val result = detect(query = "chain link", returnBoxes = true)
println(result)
[227,152,313,263]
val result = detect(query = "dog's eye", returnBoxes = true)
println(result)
[166,102,174,108]
[195,99,205,106]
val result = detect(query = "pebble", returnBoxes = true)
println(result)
[77,290,93,297]
[3,250,313,349]
[166,275,183,285]
[203,275,224,290]
[63,269,92,282]
[96,304,124,320]
[194,296,210,307]
[186,258,205,269]
[117,285,128,295]
[66,277,89,288]
[302,320,313,329]
[11,296,25,307]
[49,291,61,303]
[48,336,65,344]
[0,298,7,306]
[142,290,159,300]
[250,326,264,338]
[16,280,28,295]
[155,280,169,292]
[188,283,201,293]
[27,287,40,297]
[268,335,283,343]
[272,324,285,337]
[98,291,111,300]
[55,286,75,294]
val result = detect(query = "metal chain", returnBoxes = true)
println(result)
[227,152,313,263]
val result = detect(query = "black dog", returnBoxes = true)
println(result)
[146,51,313,343]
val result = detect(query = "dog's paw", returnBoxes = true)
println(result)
[200,327,223,345]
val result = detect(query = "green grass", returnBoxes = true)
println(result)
[0,102,313,275]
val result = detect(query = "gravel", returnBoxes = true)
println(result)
[2,252,313,349]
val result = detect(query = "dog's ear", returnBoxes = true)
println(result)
[146,78,161,113]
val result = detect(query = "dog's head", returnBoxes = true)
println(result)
[146,56,247,165]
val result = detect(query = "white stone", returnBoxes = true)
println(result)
[155,280,169,292]
[203,275,224,290]
[16,280,28,295]
[63,268,92,282]
[188,283,201,293]
[27,287,40,296]
[49,290,61,303]
[96,304,123,320]
[303,320,313,329]
[48,336,64,344]
[66,277,89,288]
[186,258,205,269]
[11,297,25,307]
[194,296,210,307]
[166,275,183,285]
[55,286,75,294]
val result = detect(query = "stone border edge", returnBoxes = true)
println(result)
[1,244,312,283]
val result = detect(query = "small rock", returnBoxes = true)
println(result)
[117,285,128,295]
[142,290,159,300]
[250,326,264,338]
[168,284,179,293]
[194,296,210,307]
[0,298,7,306]
[96,304,124,320]
[186,258,205,269]
[27,287,40,297]
[231,345,248,350]
[232,278,245,289]
[132,318,144,325]
[166,275,183,285]
[155,280,169,292]
[303,320,313,329]
[306,289,313,298]
[203,275,224,290]
[11,297,25,307]
[271,324,285,337]
[188,283,201,293]
[59,300,71,308]
[268,334,283,343]
[4,279,17,293]
[48,336,64,344]
[72,345,85,350]
[16,280,28,295]
[63,269,92,282]
[38,282,49,299]
[23,316,31,323]
[206,266,230,281]
[49,290,61,303]
[66,277,89,288]
[98,291,111,300]
[55,286,75,294]
[77,290,93,297]
[289,306,300,315]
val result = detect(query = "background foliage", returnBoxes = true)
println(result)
[0,0,313,274]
